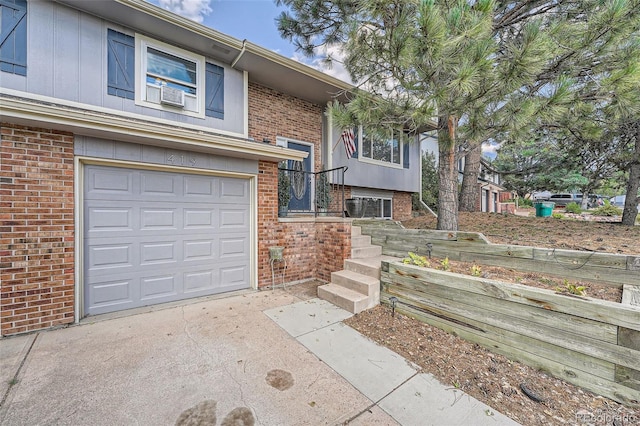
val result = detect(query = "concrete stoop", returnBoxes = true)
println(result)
[318,225,396,314]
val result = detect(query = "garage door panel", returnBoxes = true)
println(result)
[89,279,133,308]
[220,237,248,258]
[184,270,215,292]
[184,239,215,261]
[141,209,177,230]
[184,175,216,197]
[140,241,177,265]
[219,179,249,203]
[84,164,251,316]
[140,275,178,300]
[86,167,133,195]
[219,209,249,229]
[184,209,215,228]
[87,207,133,232]
[220,265,249,288]
[141,171,177,195]
[87,243,133,270]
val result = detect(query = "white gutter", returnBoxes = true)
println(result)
[1,93,307,162]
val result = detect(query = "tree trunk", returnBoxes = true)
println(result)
[436,116,459,231]
[459,143,481,212]
[621,124,640,226]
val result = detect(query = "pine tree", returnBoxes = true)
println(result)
[278,0,640,230]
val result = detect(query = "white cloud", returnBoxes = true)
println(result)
[158,0,212,24]
[290,44,354,84]
[482,142,500,159]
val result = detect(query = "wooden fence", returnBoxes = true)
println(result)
[353,220,640,406]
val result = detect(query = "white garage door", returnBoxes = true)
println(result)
[83,164,251,316]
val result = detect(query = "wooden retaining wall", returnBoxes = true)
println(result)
[355,219,640,287]
[357,220,640,406]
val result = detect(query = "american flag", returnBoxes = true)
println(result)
[340,128,356,159]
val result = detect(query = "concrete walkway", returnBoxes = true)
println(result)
[266,298,518,426]
[1,288,518,425]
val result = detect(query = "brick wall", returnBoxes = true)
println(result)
[250,84,350,287]
[393,191,413,221]
[1,124,75,336]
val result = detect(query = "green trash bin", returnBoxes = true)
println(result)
[534,202,555,217]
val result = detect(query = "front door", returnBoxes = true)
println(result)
[287,142,312,211]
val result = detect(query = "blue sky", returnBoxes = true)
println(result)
[146,0,352,82]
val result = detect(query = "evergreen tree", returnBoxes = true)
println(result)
[277,0,640,230]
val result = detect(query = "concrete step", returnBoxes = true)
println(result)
[351,226,361,237]
[345,255,400,279]
[318,284,369,314]
[351,245,382,259]
[351,235,371,248]
[331,269,379,296]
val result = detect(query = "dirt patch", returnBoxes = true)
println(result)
[402,211,640,255]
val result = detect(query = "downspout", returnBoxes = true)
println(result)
[231,39,247,68]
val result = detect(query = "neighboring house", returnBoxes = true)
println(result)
[456,154,507,213]
[0,0,422,336]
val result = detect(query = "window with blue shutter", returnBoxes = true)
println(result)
[107,29,135,100]
[205,62,224,119]
[0,0,27,76]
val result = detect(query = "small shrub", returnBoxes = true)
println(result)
[519,198,534,208]
[551,212,563,219]
[565,202,581,214]
[471,264,482,277]
[403,252,430,268]
[591,204,622,216]
[555,279,587,296]
[440,257,450,271]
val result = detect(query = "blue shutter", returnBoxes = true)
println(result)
[0,0,27,76]
[205,62,224,119]
[107,29,135,100]
[403,141,410,169]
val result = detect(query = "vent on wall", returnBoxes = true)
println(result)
[160,86,185,107]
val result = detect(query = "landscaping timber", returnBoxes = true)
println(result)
[380,260,640,407]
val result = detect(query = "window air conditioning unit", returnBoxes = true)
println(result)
[160,86,185,108]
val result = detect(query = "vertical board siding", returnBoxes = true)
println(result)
[4,1,244,135]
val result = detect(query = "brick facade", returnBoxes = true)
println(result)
[393,191,413,221]
[250,84,352,288]
[1,124,75,336]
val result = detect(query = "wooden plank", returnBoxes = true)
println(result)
[379,292,616,381]
[616,327,640,391]
[381,280,639,372]
[381,272,618,344]
[368,230,637,287]
[622,285,640,306]
[382,298,640,408]
[383,262,640,331]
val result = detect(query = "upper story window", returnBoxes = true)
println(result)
[106,30,224,119]
[136,34,205,117]
[0,0,27,76]
[358,127,410,168]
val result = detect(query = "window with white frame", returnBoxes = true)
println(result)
[359,127,406,166]
[135,34,205,117]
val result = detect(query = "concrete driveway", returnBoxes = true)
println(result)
[0,287,395,425]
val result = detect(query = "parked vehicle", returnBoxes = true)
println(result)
[548,193,582,207]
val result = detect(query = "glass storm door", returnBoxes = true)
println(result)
[287,142,312,211]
